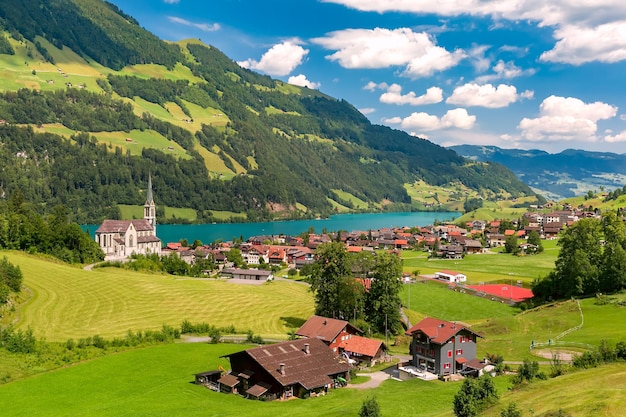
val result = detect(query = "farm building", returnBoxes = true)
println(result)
[406,317,482,377]
[337,335,389,367]
[221,338,351,400]
[295,315,362,353]
[220,268,273,281]
[435,270,467,283]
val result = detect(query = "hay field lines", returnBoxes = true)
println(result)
[6,252,313,342]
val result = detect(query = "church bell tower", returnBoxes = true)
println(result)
[144,174,156,232]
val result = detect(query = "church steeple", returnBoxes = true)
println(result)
[144,173,156,231]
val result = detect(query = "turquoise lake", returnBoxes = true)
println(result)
[84,211,459,245]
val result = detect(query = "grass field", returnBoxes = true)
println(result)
[5,252,313,342]
[0,342,471,417]
[402,241,559,285]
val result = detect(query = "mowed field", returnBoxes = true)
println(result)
[402,240,559,285]
[0,342,468,417]
[5,252,314,341]
[1,341,624,417]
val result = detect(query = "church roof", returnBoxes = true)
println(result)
[95,219,154,234]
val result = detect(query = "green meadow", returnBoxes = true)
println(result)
[5,252,314,341]
[0,343,469,417]
[402,240,559,285]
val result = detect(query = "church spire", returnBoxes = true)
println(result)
[144,173,156,230]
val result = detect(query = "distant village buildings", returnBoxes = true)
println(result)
[94,176,161,260]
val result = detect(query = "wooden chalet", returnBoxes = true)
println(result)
[295,315,362,353]
[221,338,351,400]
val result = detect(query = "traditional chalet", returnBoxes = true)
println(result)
[94,176,161,260]
[295,315,362,353]
[338,335,388,367]
[221,338,351,400]
[406,317,482,376]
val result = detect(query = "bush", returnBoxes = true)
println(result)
[359,397,381,417]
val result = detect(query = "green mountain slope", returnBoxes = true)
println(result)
[0,0,540,223]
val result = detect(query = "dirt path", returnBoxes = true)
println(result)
[349,371,391,389]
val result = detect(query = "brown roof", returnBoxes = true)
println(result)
[225,338,351,390]
[246,382,271,397]
[405,317,481,344]
[95,219,154,234]
[296,315,362,342]
[338,336,386,358]
[137,235,161,243]
[218,374,240,387]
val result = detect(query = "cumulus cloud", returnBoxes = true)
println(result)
[540,21,626,64]
[605,131,626,142]
[379,84,443,106]
[386,108,476,131]
[322,0,626,65]
[359,108,376,115]
[238,41,309,76]
[167,16,220,32]
[311,27,465,78]
[518,95,617,141]
[475,60,535,83]
[446,83,532,108]
[287,74,321,89]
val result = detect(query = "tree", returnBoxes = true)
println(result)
[453,375,499,417]
[527,230,543,253]
[501,403,522,417]
[226,247,244,267]
[504,235,518,254]
[359,397,381,417]
[309,242,351,318]
[365,252,403,335]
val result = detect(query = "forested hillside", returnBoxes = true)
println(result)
[0,0,540,223]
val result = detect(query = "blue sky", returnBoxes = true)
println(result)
[108,0,626,154]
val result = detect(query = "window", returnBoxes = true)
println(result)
[456,349,463,355]
[459,336,465,343]
[447,350,452,358]
[444,363,451,369]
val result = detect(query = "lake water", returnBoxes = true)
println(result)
[84,211,459,245]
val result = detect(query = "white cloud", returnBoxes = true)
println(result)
[287,74,321,89]
[518,95,618,141]
[389,108,476,131]
[379,84,443,106]
[238,41,309,76]
[359,108,376,115]
[605,131,626,142]
[467,45,491,73]
[311,27,465,78]
[541,21,626,64]
[446,83,531,108]
[322,0,626,65]
[363,81,388,91]
[475,60,535,83]
[167,16,220,32]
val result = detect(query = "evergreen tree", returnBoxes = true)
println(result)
[359,397,381,417]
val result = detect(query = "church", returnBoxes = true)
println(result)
[94,176,162,260]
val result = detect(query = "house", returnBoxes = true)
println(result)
[295,315,362,353]
[221,338,351,400]
[405,317,482,376]
[220,268,273,281]
[338,335,388,367]
[462,239,483,254]
[435,270,467,283]
[94,175,161,260]
[487,233,506,247]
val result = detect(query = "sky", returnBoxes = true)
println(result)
[107,0,626,154]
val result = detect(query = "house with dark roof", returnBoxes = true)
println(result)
[94,175,161,260]
[221,338,351,400]
[405,317,482,377]
[295,315,362,353]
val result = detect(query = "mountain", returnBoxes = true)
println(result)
[0,0,540,224]
[450,145,626,200]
